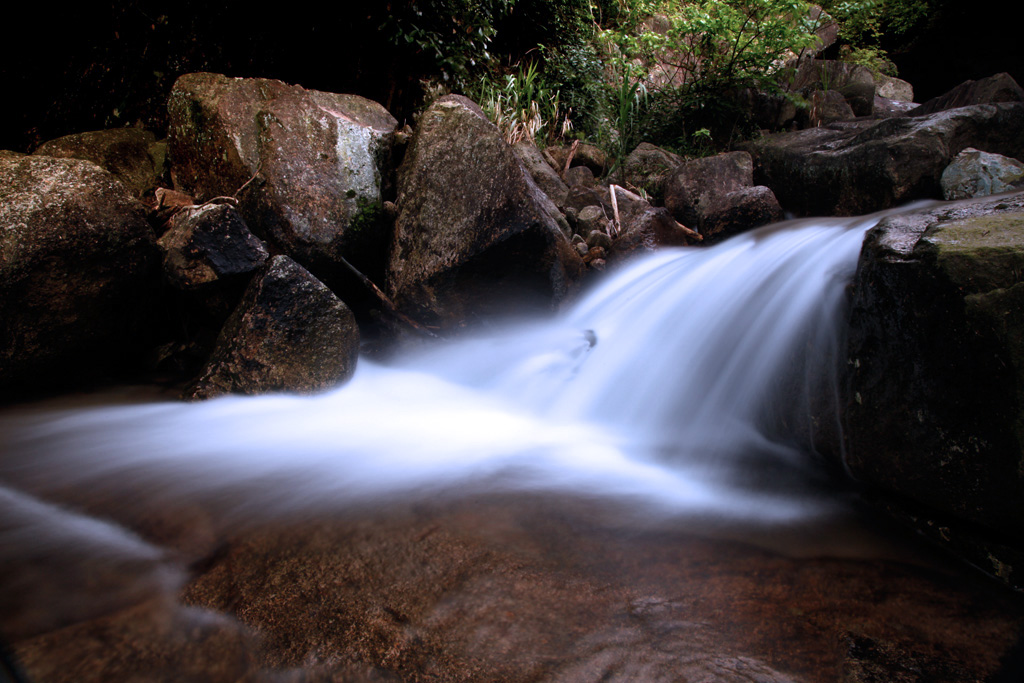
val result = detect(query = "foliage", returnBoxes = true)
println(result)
[379,0,518,89]
[822,0,939,76]
[597,0,820,160]
[474,61,573,145]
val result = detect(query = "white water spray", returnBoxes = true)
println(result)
[0,214,884,528]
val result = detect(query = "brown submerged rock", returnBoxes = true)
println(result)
[177,494,1024,683]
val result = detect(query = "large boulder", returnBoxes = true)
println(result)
[167,73,398,276]
[663,151,783,241]
[743,102,1024,216]
[910,72,1024,117]
[186,255,360,399]
[844,192,1024,587]
[0,152,158,397]
[387,96,582,331]
[32,128,162,198]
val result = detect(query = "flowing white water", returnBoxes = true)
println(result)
[0,214,883,529]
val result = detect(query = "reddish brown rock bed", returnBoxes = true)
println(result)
[5,488,1023,683]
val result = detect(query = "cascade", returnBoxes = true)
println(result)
[0,213,884,525]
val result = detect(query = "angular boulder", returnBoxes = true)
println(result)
[186,255,359,399]
[844,192,1024,587]
[941,147,1024,200]
[157,204,269,291]
[32,128,162,198]
[387,95,582,331]
[167,73,397,274]
[663,151,783,241]
[0,152,158,397]
[743,102,1024,216]
[875,74,914,103]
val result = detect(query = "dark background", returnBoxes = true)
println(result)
[1,0,1020,153]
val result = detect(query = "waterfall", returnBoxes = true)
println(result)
[0,214,884,527]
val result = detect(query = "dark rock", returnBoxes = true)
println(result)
[167,73,397,276]
[664,151,783,241]
[875,74,914,103]
[32,128,161,198]
[941,147,1024,200]
[844,192,1024,587]
[872,95,919,118]
[547,142,608,177]
[387,95,582,331]
[576,205,609,236]
[620,142,681,198]
[742,103,1024,216]
[513,139,568,209]
[800,90,856,128]
[911,72,1024,117]
[586,230,613,251]
[157,204,269,291]
[0,485,182,642]
[186,255,359,399]
[793,60,876,116]
[0,152,159,397]
[15,602,260,683]
[564,165,596,187]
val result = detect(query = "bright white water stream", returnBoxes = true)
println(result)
[0,213,886,532]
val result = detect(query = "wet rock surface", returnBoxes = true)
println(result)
[844,192,1024,588]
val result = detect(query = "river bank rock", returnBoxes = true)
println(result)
[663,151,783,242]
[167,73,398,280]
[844,191,1024,588]
[0,152,159,398]
[32,128,163,198]
[185,255,359,399]
[742,99,1024,216]
[941,147,1024,199]
[387,95,582,331]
